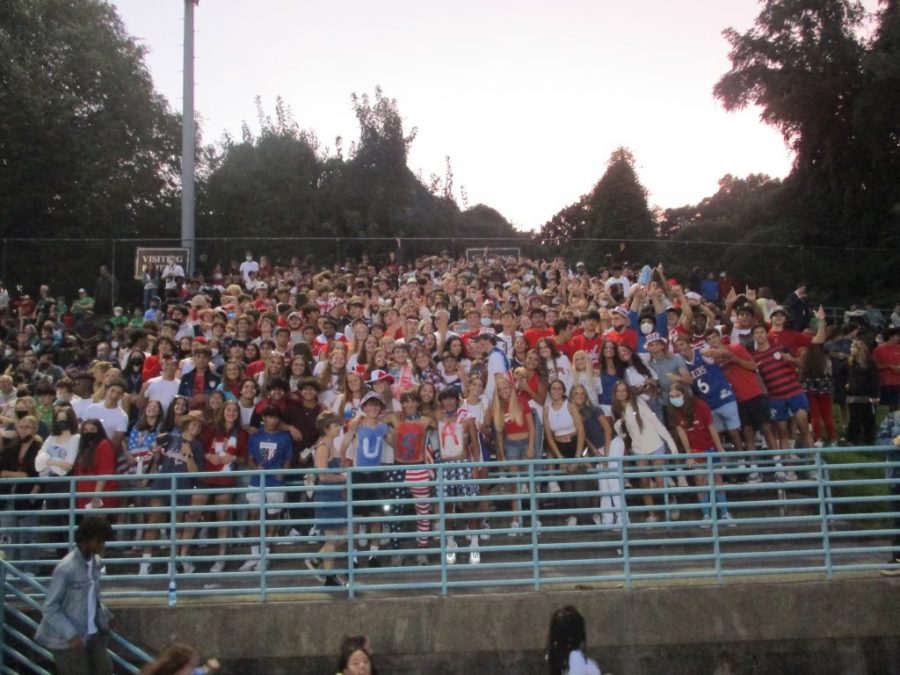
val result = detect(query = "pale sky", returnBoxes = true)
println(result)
[109,0,877,231]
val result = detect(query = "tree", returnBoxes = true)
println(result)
[713,0,899,300]
[199,97,322,263]
[0,0,181,291]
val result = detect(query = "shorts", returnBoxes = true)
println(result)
[693,447,723,464]
[352,470,386,514]
[245,489,286,515]
[769,392,809,423]
[503,437,530,462]
[555,438,578,459]
[881,385,900,408]
[636,444,667,458]
[437,462,478,498]
[738,395,771,430]
[710,400,741,432]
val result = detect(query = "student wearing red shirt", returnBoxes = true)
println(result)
[767,305,812,355]
[73,419,120,513]
[603,307,638,352]
[873,328,900,411]
[492,377,534,533]
[666,383,733,523]
[523,307,555,350]
[703,328,779,483]
[572,310,604,367]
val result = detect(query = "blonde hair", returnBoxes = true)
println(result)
[492,377,524,431]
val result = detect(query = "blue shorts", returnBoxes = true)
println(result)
[711,400,741,432]
[503,437,530,461]
[769,393,809,423]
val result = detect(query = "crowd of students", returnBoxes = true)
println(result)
[2,251,899,581]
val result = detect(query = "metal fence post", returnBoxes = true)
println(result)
[528,462,540,591]
[438,465,447,596]
[169,476,178,591]
[1,555,7,664]
[259,476,267,603]
[619,458,631,590]
[815,451,833,580]
[347,468,355,599]
[708,454,722,584]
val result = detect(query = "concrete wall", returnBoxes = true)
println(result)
[113,578,900,674]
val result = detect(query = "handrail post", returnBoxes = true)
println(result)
[68,476,77,549]
[168,475,177,590]
[347,467,355,599]
[438,464,447,596]
[259,474,267,602]
[619,457,631,590]
[529,461,540,591]
[815,450,833,580]
[1,555,7,665]
[708,453,722,584]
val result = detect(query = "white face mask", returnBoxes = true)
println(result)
[640,321,654,335]
[480,318,492,327]
[670,396,684,408]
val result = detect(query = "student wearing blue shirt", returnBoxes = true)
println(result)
[341,391,393,567]
[240,405,292,572]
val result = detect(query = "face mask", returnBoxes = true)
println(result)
[640,321,654,335]
[246,255,253,262]
[55,420,70,433]
[480,318,492,327]
[20,434,32,443]
[15,410,26,419]
[81,431,98,443]
[670,396,684,408]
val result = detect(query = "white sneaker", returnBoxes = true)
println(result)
[239,559,259,572]
[785,470,799,482]
[288,528,301,538]
[548,480,561,493]
[508,518,521,536]
[210,561,225,574]
[721,512,737,527]
[445,539,458,565]
[747,472,762,484]
[480,519,491,539]
[701,514,712,529]
[566,516,577,528]
[677,475,690,489]
[775,470,787,482]
[646,513,658,524]
[181,562,195,574]
[469,550,481,565]
[592,513,602,527]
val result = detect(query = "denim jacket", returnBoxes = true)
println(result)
[876,411,900,481]
[35,547,112,650]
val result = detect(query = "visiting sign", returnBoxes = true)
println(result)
[134,247,190,280]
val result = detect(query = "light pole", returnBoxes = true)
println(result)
[181,0,199,273]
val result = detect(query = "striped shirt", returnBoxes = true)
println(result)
[752,344,804,400]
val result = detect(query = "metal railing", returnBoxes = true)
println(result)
[0,446,897,609]
[0,556,153,674]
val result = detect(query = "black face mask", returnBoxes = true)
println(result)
[20,434,33,443]
[81,431,99,444]
[54,420,70,434]
[15,410,27,419]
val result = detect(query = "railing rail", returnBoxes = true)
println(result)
[0,446,896,609]
[0,556,153,674]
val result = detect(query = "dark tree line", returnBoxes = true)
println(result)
[539,0,899,303]
[2,0,897,305]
